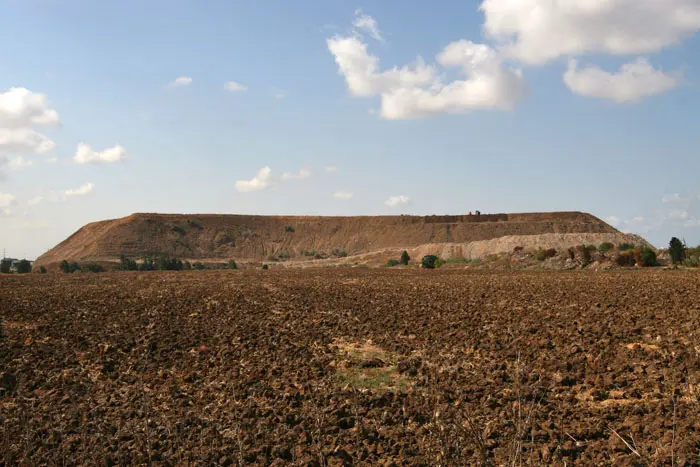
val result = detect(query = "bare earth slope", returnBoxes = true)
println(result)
[35,211,645,266]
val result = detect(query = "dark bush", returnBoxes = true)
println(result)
[284,225,295,233]
[85,263,105,273]
[187,219,203,229]
[314,253,323,260]
[277,251,291,260]
[183,261,192,270]
[39,266,47,274]
[616,252,636,267]
[0,259,11,274]
[172,225,186,235]
[618,243,635,251]
[669,237,686,264]
[536,248,557,261]
[400,251,410,265]
[192,262,206,270]
[16,259,32,274]
[59,260,71,273]
[575,245,592,265]
[262,264,269,270]
[598,242,614,252]
[638,247,658,267]
[567,248,575,260]
[139,257,156,271]
[331,248,348,258]
[422,255,440,269]
[386,259,401,267]
[301,249,316,256]
[119,255,139,271]
[227,260,238,270]
[154,256,183,271]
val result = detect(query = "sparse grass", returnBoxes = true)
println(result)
[332,340,412,392]
[444,257,481,265]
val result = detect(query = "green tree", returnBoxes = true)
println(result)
[119,255,139,271]
[139,256,156,271]
[0,259,11,274]
[59,260,71,273]
[227,260,238,270]
[85,263,105,273]
[669,237,686,264]
[39,266,47,274]
[400,251,410,265]
[422,255,440,269]
[16,260,32,274]
[598,242,614,252]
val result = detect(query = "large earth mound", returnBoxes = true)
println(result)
[35,211,648,267]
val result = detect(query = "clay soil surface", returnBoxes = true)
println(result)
[1,270,698,466]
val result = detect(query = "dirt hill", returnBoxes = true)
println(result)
[35,211,648,267]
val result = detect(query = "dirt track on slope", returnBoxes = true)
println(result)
[1,270,698,465]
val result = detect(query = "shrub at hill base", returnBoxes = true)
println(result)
[636,247,658,267]
[386,259,401,267]
[421,255,441,269]
[400,251,410,265]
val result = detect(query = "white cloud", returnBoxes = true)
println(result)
[481,0,700,65]
[225,81,248,92]
[272,87,287,99]
[0,127,56,155]
[73,143,127,164]
[325,167,339,173]
[281,168,311,181]
[0,88,60,128]
[0,192,16,216]
[168,76,192,87]
[28,195,43,206]
[662,193,683,203]
[385,195,410,207]
[9,156,34,168]
[564,58,680,103]
[64,182,94,197]
[605,216,621,227]
[684,219,700,228]
[333,191,353,200]
[235,166,272,192]
[0,192,16,208]
[666,210,689,221]
[46,157,57,163]
[353,9,383,41]
[328,19,527,119]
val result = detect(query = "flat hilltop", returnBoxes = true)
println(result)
[35,211,648,267]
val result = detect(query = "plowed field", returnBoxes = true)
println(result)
[1,270,698,466]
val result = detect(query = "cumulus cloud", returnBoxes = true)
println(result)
[168,76,192,87]
[662,193,683,203]
[225,81,248,92]
[481,0,700,65]
[64,182,94,197]
[385,195,410,207]
[564,58,680,103]
[333,191,353,200]
[327,16,527,119]
[9,156,34,168]
[0,87,60,128]
[28,195,43,206]
[236,167,272,192]
[73,143,127,164]
[352,9,383,41]
[0,127,56,155]
[281,168,311,181]
[0,88,59,157]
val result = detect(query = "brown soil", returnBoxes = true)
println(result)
[34,212,633,267]
[1,269,698,465]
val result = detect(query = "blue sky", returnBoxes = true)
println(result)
[1,0,699,258]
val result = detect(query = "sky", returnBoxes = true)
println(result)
[1,0,700,259]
